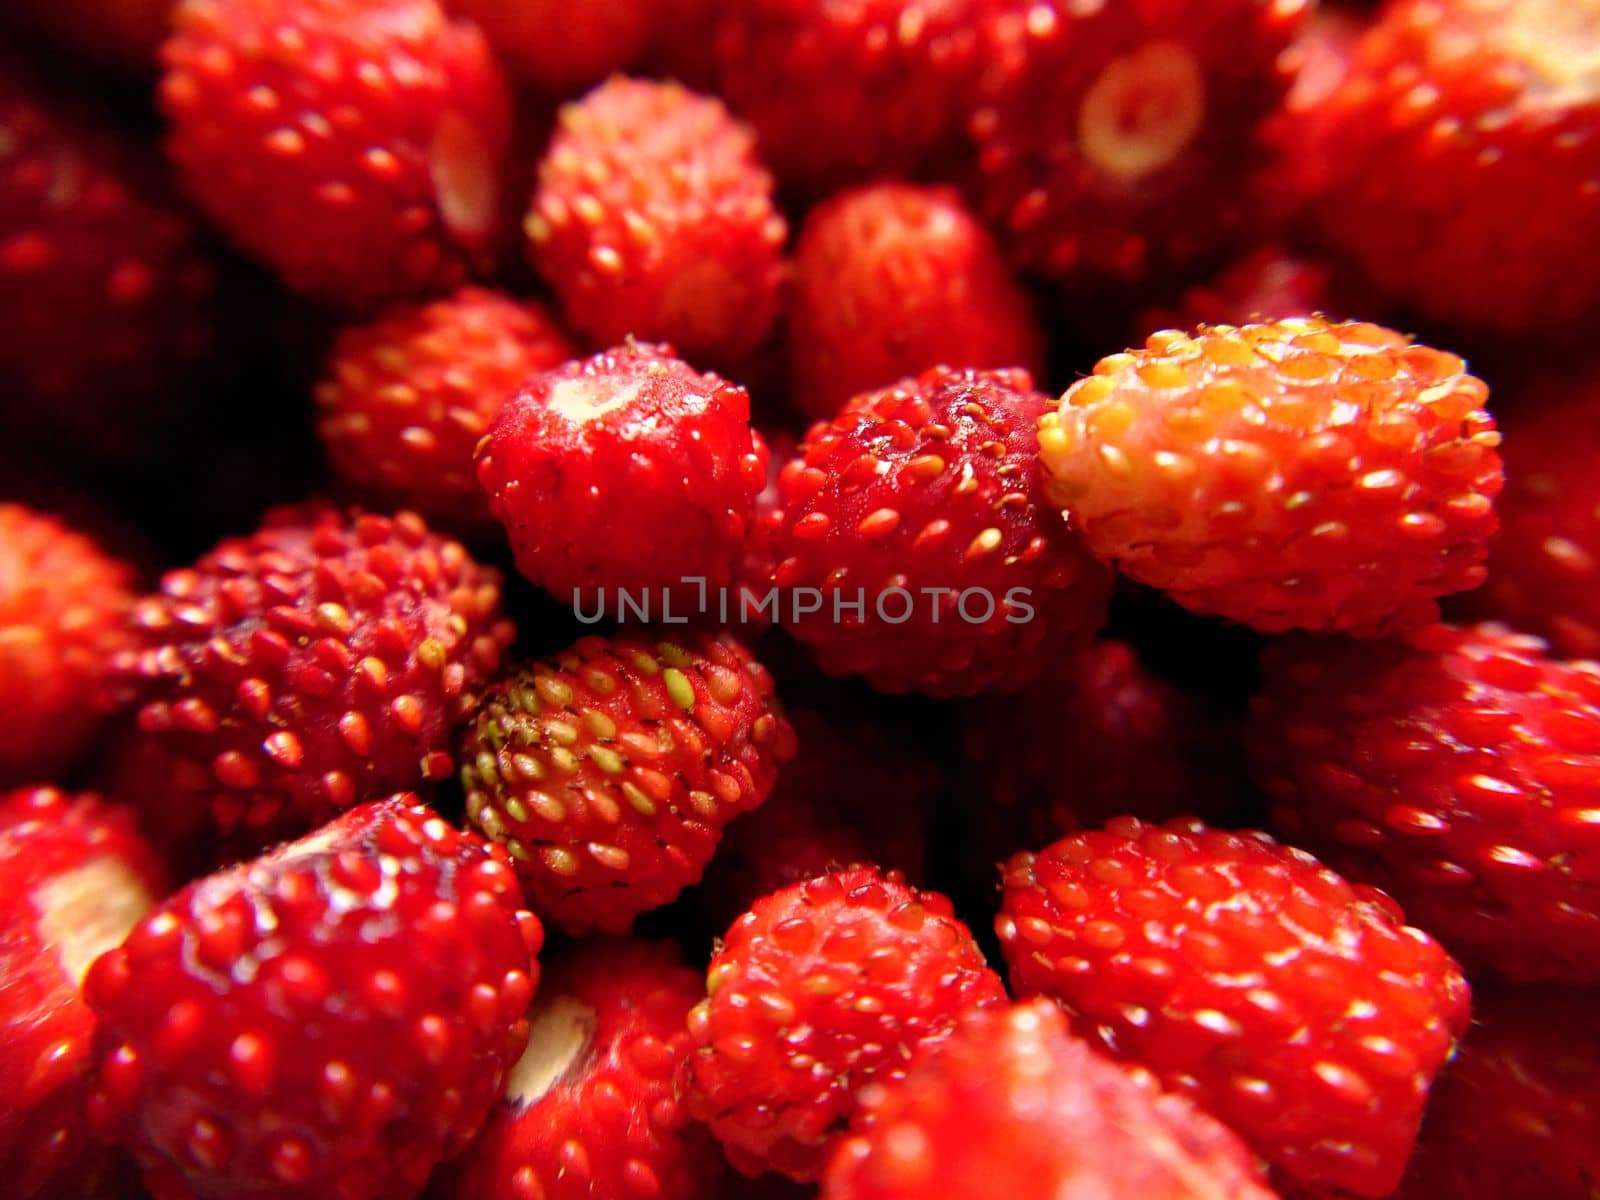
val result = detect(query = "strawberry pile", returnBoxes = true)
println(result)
[4,2,1600,1198]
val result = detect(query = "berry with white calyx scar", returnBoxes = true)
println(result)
[683,865,1007,1182]
[998,817,1470,1197]
[0,788,165,1200]
[459,632,796,935]
[159,0,513,308]
[84,795,544,1200]
[1039,318,1503,635]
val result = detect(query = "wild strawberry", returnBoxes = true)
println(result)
[711,0,1001,189]
[525,78,786,365]
[0,503,135,787]
[1038,319,1503,635]
[969,0,1308,281]
[1134,246,1334,340]
[825,999,1277,1200]
[443,0,652,91]
[459,632,796,934]
[114,505,513,855]
[314,286,575,534]
[85,795,543,1200]
[787,182,1044,421]
[435,938,727,1200]
[476,342,767,613]
[998,817,1470,1197]
[1467,382,1600,657]
[1281,0,1600,334]
[1398,984,1600,1200]
[12,0,174,69]
[768,365,1110,696]
[0,788,164,1199]
[159,0,513,308]
[0,64,213,459]
[684,865,1007,1182]
[1250,622,1600,985]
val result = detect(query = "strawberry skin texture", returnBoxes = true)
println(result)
[525,78,786,365]
[969,0,1308,281]
[476,342,767,610]
[114,505,513,854]
[443,0,652,91]
[1039,319,1503,635]
[770,365,1112,697]
[159,0,513,308]
[684,865,1007,1183]
[0,787,165,1200]
[1397,984,1600,1200]
[998,817,1470,1197]
[787,182,1044,421]
[85,795,543,1200]
[711,0,1001,190]
[825,999,1277,1200]
[1285,0,1600,334]
[0,504,135,787]
[436,938,727,1200]
[315,286,575,535]
[1251,622,1600,985]
[460,632,796,935]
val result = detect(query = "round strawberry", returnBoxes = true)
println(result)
[1134,246,1334,341]
[998,817,1470,1197]
[769,365,1111,697]
[0,788,164,1200]
[711,0,1000,189]
[114,504,513,854]
[435,939,727,1200]
[525,77,786,364]
[684,865,1007,1182]
[1283,0,1600,334]
[85,795,543,1200]
[159,0,513,308]
[0,503,135,787]
[825,999,1277,1200]
[315,286,575,534]
[1250,622,1600,985]
[1398,984,1600,1200]
[0,64,213,459]
[476,342,767,612]
[444,0,651,91]
[969,0,1308,281]
[459,632,795,934]
[1039,318,1504,635]
[787,182,1044,421]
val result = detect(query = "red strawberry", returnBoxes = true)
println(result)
[114,505,513,856]
[769,365,1112,697]
[476,342,767,613]
[1250,622,1600,985]
[159,0,513,308]
[1398,984,1600,1200]
[683,865,1007,1182]
[1468,381,1600,657]
[1134,246,1334,341]
[459,632,795,934]
[85,795,543,1200]
[1038,318,1503,635]
[998,817,1470,1197]
[1280,0,1600,334]
[969,0,1308,281]
[443,0,651,91]
[0,787,165,1199]
[0,503,135,787]
[525,77,786,364]
[0,63,213,459]
[825,999,1277,1200]
[314,286,575,535]
[434,938,728,1200]
[711,0,1002,190]
[787,182,1044,421]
